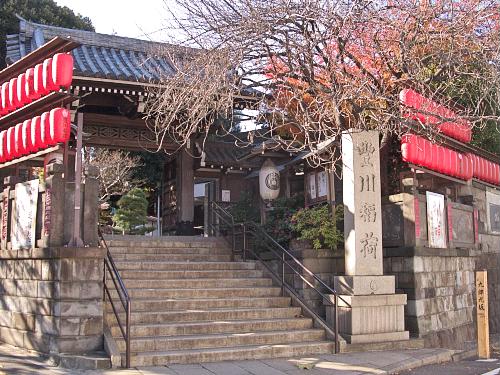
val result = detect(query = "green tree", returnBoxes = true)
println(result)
[113,188,149,234]
[0,0,94,68]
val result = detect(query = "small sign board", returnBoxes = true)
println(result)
[476,270,490,358]
[221,190,231,202]
[12,179,39,250]
[426,191,447,248]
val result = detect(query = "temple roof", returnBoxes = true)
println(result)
[5,18,177,83]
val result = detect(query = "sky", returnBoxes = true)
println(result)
[54,0,177,42]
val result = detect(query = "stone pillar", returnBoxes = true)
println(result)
[39,163,66,249]
[176,148,194,235]
[83,166,99,247]
[325,130,408,344]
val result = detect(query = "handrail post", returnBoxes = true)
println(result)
[281,252,285,294]
[126,300,131,368]
[103,260,107,302]
[242,224,247,262]
[334,294,339,353]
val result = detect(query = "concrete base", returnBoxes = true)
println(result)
[334,275,395,295]
[325,293,409,344]
[343,331,410,344]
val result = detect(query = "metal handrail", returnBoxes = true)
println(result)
[98,227,131,368]
[207,201,348,353]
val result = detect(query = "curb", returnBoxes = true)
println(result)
[382,349,456,374]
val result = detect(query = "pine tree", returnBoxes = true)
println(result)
[112,188,148,234]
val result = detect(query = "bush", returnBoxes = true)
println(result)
[229,191,260,223]
[263,195,304,246]
[291,204,343,251]
[112,188,149,234]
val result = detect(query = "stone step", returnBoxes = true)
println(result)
[119,269,265,280]
[109,247,231,255]
[109,286,282,299]
[125,341,334,366]
[106,238,220,248]
[106,297,295,316]
[116,329,325,352]
[111,278,273,289]
[110,317,312,337]
[115,261,256,271]
[111,253,233,262]
[106,306,302,324]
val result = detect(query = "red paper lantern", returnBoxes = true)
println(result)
[32,115,44,150]
[22,119,33,154]
[49,108,71,144]
[25,67,39,102]
[52,53,74,88]
[9,78,21,110]
[16,73,29,107]
[43,58,58,92]
[34,63,47,97]
[1,82,10,115]
[0,131,7,163]
[41,111,51,145]
[14,122,26,156]
[7,127,17,160]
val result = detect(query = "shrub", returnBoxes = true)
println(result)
[263,195,304,246]
[291,204,343,250]
[112,188,149,234]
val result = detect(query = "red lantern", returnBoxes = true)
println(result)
[49,108,71,144]
[1,82,10,115]
[22,119,33,154]
[32,116,44,150]
[34,63,47,97]
[41,111,51,145]
[17,73,29,106]
[43,58,58,93]
[25,67,39,102]
[0,130,6,163]
[9,78,21,110]
[14,122,26,156]
[52,53,74,88]
[7,127,17,160]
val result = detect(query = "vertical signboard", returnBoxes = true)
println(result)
[476,271,490,358]
[426,191,447,248]
[12,179,39,250]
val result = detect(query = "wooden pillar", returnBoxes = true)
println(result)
[176,148,194,234]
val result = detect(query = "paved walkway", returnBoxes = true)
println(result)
[0,344,457,375]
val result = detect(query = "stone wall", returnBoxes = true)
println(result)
[287,240,344,318]
[384,247,476,348]
[383,184,500,349]
[0,247,105,355]
[0,164,103,358]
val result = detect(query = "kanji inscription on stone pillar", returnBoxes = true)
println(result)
[342,130,383,276]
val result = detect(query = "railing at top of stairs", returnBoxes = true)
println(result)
[98,227,131,368]
[207,201,349,353]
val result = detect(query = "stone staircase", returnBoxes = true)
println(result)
[104,236,333,367]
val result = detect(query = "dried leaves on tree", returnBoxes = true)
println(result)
[85,148,143,202]
[147,0,500,167]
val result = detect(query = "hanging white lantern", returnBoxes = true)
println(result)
[259,159,280,200]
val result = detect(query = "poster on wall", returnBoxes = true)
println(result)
[486,192,500,234]
[12,180,39,250]
[308,173,317,199]
[317,171,328,197]
[221,190,231,202]
[426,191,447,249]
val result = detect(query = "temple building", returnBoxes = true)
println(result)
[0,17,498,368]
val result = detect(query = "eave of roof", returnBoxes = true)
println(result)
[5,17,182,84]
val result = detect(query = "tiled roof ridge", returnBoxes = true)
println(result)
[19,17,180,55]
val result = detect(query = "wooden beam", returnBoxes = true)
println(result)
[0,146,60,169]
[0,92,76,130]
